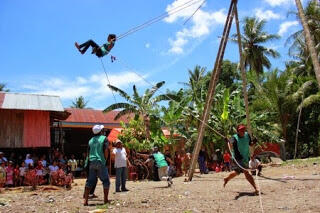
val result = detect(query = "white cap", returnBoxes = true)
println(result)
[92,125,104,134]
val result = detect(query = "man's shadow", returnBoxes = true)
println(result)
[234,191,264,200]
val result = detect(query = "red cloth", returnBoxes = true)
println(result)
[223,153,231,163]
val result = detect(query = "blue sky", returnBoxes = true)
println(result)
[1,0,304,109]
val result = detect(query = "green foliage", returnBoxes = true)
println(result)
[0,83,9,92]
[70,96,88,108]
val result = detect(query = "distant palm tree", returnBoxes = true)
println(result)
[0,83,9,92]
[70,96,88,109]
[236,17,280,76]
[292,0,320,86]
[104,81,177,139]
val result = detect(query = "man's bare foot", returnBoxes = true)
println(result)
[223,178,228,187]
[75,42,83,54]
[254,190,259,195]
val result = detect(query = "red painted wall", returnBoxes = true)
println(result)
[23,111,50,147]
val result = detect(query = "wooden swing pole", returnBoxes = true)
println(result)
[234,2,253,138]
[187,0,237,181]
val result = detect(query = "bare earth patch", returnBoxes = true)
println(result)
[0,162,319,213]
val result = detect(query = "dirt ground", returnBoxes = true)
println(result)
[0,159,319,213]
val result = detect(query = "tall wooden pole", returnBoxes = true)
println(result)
[295,0,320,87]
[234,2,253,138]
[187,0,236,181]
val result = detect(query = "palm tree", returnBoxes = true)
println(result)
[0,83,9,92]
[104,81,177,139]
[292,0,320,86]
[70,96,88,109]
[235,17,280,76]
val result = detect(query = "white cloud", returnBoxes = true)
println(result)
[278,21,299,36]
[254,8,281,20]
[263,0,295,7]
[22,71,147,102]
[145,43,150,48]
[164,0,226,54]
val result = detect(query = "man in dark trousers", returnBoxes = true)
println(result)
[223,124,259,194]
[83,125,110,206]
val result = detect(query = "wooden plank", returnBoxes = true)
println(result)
[0,109,24,148]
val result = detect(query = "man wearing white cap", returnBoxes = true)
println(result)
[112,139,131,192]
[83,125,110,206]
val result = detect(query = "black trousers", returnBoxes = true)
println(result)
[79,40,103,57]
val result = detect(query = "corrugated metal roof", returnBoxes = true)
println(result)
[0,92,64,112]
[64,108,132,124]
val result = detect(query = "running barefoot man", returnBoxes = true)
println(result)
[223,124,259,194]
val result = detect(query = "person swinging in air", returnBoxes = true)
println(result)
[75,34,116,58]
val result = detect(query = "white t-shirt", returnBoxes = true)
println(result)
[113,148,127,168]
[249,159,260,169]
[49,165,59,173]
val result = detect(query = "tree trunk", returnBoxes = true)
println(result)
[295,0,320,87]
[234,3,253,138]
[144,115,151,140]
[294,104,303,159]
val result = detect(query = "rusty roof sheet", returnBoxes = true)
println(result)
[0,92,64,112]
[64,108,132,124]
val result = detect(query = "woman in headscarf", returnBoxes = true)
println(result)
[25,154,34,167]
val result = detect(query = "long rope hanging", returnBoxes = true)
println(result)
[100,58,117,104]
[117,0,203,40]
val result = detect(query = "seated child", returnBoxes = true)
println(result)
[75,34,116,58]
[13,164,20,187]
[0,162,6,188]
[249,156,262,176]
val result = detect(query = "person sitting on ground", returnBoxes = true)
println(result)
[223,124,259,195]
[35,161,47,185]
[249,156,262,176]
[24,164,38,189]
[0,152,8,165]
[145,146,173,187]
[75,34,116,58]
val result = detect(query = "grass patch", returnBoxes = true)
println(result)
[282,157,320,166]
[95,204,108,209]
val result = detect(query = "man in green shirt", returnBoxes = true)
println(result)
[83,125,110,206]
[145,146,173,187]
[223,124,258,194]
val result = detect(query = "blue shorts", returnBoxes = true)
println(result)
[232,159,248,174]
[86,160,110,189]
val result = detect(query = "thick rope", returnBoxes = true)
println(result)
[117,0,203,40]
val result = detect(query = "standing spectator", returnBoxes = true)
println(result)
[0,152,8,164]
[198,148,208,174]
[68,154,78,178]
[164,150,175,178]
[145,146,173,187]
[25,154,34,167]
[223,150,231,172]
[112,140,131,192]
[223,124,258,194]
[174,151,183,177]
[19,162,27,186]
[5,161,14,187]
[249,156,262,176]
[183,153,191,176]
[40,155,47,167]
[0,162,6,188]
[83,125,110,206]
[13,164,20,186]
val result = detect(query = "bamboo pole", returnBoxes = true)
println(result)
[187,0,236,181]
